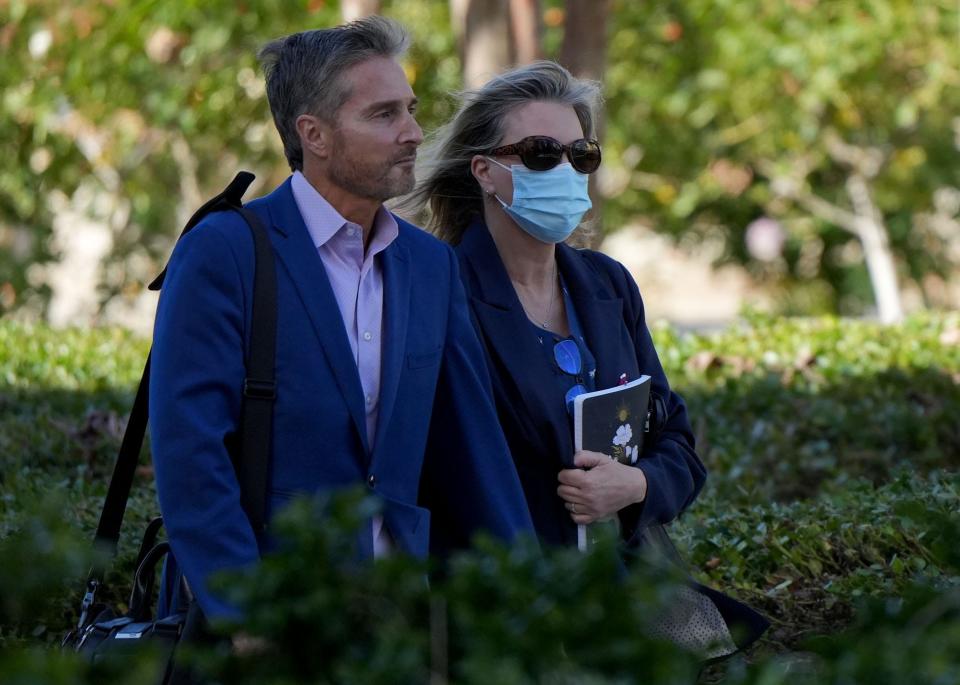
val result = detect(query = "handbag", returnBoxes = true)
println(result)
[61,171,279,682]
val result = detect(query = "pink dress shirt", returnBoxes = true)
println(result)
[290,171,399,555]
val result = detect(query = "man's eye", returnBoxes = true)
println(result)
[377,110,394,119]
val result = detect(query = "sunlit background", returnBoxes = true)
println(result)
[1,0,958,333]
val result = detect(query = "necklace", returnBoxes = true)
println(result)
[517,261,559,329]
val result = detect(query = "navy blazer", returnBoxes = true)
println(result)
[150,180,534,620]
[455,220,707,548]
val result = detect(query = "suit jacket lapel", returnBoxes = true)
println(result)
[556,244,633,391]
[373,233,410,452]
[261,179,370,455]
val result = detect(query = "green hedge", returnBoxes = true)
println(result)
[1,314,958,682]
[656,312,960,504]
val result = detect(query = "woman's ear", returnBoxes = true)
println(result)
[470,155,497,196]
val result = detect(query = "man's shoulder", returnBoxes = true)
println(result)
[187,209,247,240]
[181,182,288,254]
[180,177,286,246]
[163,204,261,287]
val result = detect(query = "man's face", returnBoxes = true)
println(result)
[325,56,423,202]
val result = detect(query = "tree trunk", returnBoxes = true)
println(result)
[450,0,468,45]
[559,0,610,247]
[342,0,382,22]
[45,187,115,327]
[846,174,904,323]
[558,0,609,82]
[456,0,514,89]
[854,218,903,324]
[509,0,541,64]
[819,134,904,322]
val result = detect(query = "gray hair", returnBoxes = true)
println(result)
[399,60,601,245]
[258,16,410,171]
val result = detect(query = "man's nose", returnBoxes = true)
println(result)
[400,112,423,146]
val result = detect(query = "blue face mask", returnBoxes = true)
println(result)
[488,158,592,244]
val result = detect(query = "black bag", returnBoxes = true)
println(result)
[70,522,190,674]
[62,172,278,682]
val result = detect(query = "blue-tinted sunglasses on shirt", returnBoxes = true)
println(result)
[554,338,587,410]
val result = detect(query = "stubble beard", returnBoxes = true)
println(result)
[328,139,416,202]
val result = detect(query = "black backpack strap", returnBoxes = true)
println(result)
[233,205,277,533]
[148,171,256,291]
[80,172,276,619]
[89,354,153,563]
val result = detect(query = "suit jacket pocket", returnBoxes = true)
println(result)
[381,497,431,560]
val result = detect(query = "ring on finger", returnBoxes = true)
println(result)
[571,502,578,514]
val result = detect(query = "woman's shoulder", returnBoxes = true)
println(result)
[563,245,636,295]
[571,245,620,271]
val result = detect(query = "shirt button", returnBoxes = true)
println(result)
[367,474,376,488]
[365,394,372,405]
[363,331,372,341]
[347,226,358,237]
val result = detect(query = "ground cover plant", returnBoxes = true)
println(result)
[0,313,957,682]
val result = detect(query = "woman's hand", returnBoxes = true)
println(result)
[557,450,648,524]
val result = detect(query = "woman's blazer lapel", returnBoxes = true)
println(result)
[457,222,643,467]
[555,244,641,391]
[457,222,572,465]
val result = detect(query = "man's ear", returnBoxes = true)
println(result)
[470,155,497,196]
[296,113,332,160]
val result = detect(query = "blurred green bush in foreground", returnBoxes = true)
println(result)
[0,313,958,682]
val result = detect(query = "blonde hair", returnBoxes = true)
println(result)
[399,61,601,245]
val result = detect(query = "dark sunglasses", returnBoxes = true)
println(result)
[554,338,588,410]
[489,136,602,174]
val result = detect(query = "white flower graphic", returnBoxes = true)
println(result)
[627,444,639,464]
[612,423,633,447]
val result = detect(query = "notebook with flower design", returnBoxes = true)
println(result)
[572,375,652,461]
[572,374,652,551]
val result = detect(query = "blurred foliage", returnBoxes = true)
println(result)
[2,1,959,320]
[199,492,700,685]
[1,315,959,681]
[0,497,95,645]
[677,471,960,651]
[604,0,960,314]
[0,0,460,315]
[0,323,158,650]
[653,311,960,502]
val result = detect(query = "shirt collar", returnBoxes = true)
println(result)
[290,170,399,254]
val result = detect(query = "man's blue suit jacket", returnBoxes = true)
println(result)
[149,178,534,620]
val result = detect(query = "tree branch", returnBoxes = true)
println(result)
[793,191,861,235]
[845,173,884,227]
[823,129,885,178]
[757,159,860,235]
